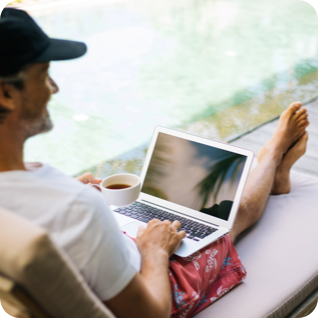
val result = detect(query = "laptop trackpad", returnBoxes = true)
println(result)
[121,221,144,238]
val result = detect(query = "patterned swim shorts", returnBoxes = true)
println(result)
[169,235,246,318]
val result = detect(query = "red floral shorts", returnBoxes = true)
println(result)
[169,235,246,318]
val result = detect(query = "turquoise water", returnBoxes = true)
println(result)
[22,0,318,175]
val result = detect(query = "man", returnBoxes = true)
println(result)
[0,8,309,318]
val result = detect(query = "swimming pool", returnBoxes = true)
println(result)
[14,0,318,176]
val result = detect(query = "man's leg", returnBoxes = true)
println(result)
[230,102,309,242]
[168,102,309,318]
[271,131,308,195]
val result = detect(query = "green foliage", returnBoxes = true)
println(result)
[195,154,245,209]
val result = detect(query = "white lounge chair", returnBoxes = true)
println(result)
[0,207,114,318]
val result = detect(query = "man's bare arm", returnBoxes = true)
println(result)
[104,220,186,318]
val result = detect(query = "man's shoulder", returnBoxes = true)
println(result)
[24,163,93,197]
[32,163,108,213]
[0,162,109,223]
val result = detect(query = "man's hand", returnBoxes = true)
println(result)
[136,219,186,258]
[76,173,102,185]
[105,220,186,318]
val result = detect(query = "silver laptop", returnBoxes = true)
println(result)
[113,126,254,257]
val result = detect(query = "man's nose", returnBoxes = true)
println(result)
[49,77,59,94]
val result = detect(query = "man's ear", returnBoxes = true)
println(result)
[0,80,17,111]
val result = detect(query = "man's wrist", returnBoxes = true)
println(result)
[140,248,169,268]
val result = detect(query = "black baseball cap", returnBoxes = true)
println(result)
[0,8,87,77]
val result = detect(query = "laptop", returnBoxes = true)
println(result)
[113,126,254,257]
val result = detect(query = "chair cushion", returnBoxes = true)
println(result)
[195,169,318,318]
[0,208,115,318]
[1,299,31,318]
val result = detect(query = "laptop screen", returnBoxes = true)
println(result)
[141,132,247,221]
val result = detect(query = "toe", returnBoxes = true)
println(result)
[298,120,310,127]
[295,107,307,117]
[298,132,308,153]
[302,131,309,142]
[288,101,302,113]
[297,113,309,123]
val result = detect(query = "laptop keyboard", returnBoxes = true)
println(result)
[114,202,217,241]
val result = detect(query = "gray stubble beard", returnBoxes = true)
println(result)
[19,93,54,139]
[22,112,54,139]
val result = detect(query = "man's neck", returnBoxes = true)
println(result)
[0,126,26,172]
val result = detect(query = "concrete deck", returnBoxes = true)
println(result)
[230,99,318,177]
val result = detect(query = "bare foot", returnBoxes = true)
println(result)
[257,101,309,165]
[271,132,308,195]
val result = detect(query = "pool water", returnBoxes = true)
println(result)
[18,0,318,176]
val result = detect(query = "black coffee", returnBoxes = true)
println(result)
[106,183,131,190]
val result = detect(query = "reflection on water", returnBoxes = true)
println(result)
[184,68,318,141]
[17,0,318,175]
[81,145,147,178]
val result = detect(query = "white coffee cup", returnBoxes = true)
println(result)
[93,173,141,207]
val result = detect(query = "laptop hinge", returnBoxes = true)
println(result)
[140,199,220,228]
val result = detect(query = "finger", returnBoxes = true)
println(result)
[76,174,86,183]
[87,173,102,184]
[171,220,181,231]
[136,226,146,237]
[76,173,95,184]
[148,219,161,227]
[94,178,102,184]
[178,230,187,239]
[149,218,161,224]
[162,220,172,225]
[170,232,187,256]
[92,185,101,192]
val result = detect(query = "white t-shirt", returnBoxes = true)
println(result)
[0,163,141,301]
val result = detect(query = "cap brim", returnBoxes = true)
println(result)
[33,38,87,63]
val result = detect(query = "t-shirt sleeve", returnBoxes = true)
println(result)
[53,187,138,301]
